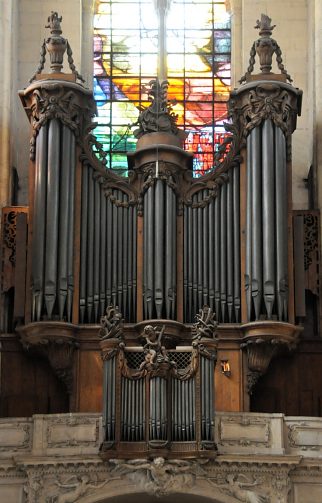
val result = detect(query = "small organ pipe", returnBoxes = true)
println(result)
[262,120,275,318]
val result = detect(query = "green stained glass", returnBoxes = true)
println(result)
[93,0,231,176]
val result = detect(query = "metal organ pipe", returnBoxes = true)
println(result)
[32,124,47,321]
[251,126,263,320]
[245,121,289,321]
[183,175,241,323]
[275,126,288,320]
[79,176,137,323]
[262,119,276,319]
[44,119,60,319]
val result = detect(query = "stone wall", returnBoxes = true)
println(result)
[0,412,321,502]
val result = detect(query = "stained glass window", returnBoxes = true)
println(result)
[94,0,231,175]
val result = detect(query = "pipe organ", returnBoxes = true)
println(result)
[1,12,312,448]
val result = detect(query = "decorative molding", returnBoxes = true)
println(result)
[218,415,271,448]
[0,422,31,452]
[303,213,319,272]
[46,416,100,449]
[288,422,322,451]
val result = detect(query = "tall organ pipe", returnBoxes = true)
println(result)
[32,124,47,321]
[66,134,76,322]
[262,120,275,319]
[79,165,88,323]
[58,125,72,320]
[154,181,165,318]
[44,119,60,319]
[251,127,263,320]
[246,134,253,321]
[86,169,94,322]
[93,176,101,321]
[275,127,288,320]
[233,167,241,322]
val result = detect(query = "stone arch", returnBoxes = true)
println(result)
[77,480,237,503]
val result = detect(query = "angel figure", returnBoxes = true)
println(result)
[110,457,197,495]
[54,475,108,503]
[216,474,269,503]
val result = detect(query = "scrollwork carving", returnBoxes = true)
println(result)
[3,210,17,264]
[193,305,218,340]
[99,305,124,340]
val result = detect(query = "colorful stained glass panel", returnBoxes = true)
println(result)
[93,0,231,175]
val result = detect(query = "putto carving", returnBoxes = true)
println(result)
[193,305,218,340]
[133,79,183,139]
[29,12,84,82]
[99,305,124,340]
[215,473,269,503]
[51,475,108,502]
[240,14,292,84]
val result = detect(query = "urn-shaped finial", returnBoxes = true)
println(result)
[254,14,277,74]
[45,11,67,73]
